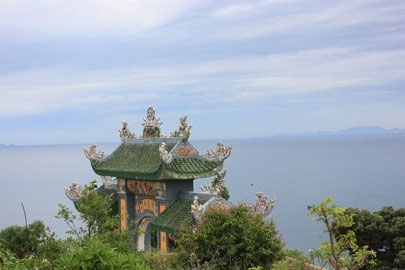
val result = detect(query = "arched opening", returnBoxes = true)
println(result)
[136,217,153,251]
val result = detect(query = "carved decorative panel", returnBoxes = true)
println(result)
[136,198,158,215]
[127,180,166,198]
[175,145,197,156]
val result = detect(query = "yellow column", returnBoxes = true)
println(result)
[159,203,167,252]
[120,198,127,231]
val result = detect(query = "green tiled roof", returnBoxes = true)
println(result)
[90,139,177,180]
[165,158,222,179]
[90,138,223,180]
[150,199,195,235]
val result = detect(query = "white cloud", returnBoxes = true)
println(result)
[210,1,405,40]
[212,0,303,18]
[1,46,404,118]
[0,0,202,40]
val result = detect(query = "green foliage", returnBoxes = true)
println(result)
[0,220,47,259]
[0,243,53,270]
[308,196,376,270]
[53,180,145,268]
[55,237,149,270]
[212,177,230,200]
[176,204,283,269]
[336,206,405,269]
[97,230,134,254]
[56,180,119,239]
[271,249,310,270]
[37,231,71,263]
[220,186,230,200]
[140,251,187,270]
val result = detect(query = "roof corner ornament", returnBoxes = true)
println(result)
[205,141,232,161]
[142,106,162,138]
[119,121,135,141]
[101,176,117,189]
[159,142,173,163]
[253,192,276,217]
[64,182,82,202]
[191,196,204,225]
[84,144,106,160]
[172,115,192,141]
[201,168,227,197]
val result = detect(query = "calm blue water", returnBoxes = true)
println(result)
[1,134,404,252]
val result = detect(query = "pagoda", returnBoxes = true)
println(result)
[66,107,231,252]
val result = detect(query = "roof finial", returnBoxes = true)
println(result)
[119,121,135,141]
[142,106,162,138]
[172,115,192,141]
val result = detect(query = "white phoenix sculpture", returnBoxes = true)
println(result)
[64,182,82,202]
[201,168,227,197]
[191,191,276,226]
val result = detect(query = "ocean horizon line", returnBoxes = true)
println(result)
[2,131,405,148]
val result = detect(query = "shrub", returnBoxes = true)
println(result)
[55,237,149,270]
[176,204,283,269]
[0,220,47,259]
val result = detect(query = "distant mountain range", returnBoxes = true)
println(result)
[275,126,405,137]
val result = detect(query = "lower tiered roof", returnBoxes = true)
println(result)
[150,192,218,234]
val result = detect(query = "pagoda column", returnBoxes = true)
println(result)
[158,202,167,252]
[117,178,128,231]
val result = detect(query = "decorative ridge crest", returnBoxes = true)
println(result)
[204,141,232,161]
[64,182,82,202]
[142,106,162,138]
[171,115,192,141]
[119,121,135,141]
[84,144,106,160]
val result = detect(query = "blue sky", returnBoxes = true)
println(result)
[0,0,404,145]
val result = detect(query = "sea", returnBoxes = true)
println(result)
[1,134,404,253]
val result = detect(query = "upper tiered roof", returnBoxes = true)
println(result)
[84,107,231,181]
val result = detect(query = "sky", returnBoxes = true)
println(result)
[0,0,404,145]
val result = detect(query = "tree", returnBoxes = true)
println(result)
[56,180,118,239]
[0,220,47,259]
[0,220,63,269]
[177,204,283,269]
[57,180,135,253]
[308,197,376,270]
[336,207,405,269]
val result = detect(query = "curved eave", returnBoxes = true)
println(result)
[90,159,164,180]
[163,157,224,180]
[164,166,221,179]
[71,184,118,216]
